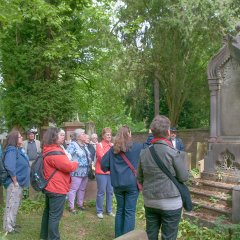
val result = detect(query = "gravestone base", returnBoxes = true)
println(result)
[201,171,240,184]
[204,142,240,183]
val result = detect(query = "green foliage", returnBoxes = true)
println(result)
[178,219,229,239]
[0,0,89,129]
[114,0,238,128]
[19,197,45,214]
[0,195,239,239]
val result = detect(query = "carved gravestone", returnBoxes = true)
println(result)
[203,24,240,182]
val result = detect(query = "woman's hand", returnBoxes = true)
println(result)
[13,182,19,187]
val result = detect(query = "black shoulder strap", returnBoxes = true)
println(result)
[149,145,181,190]
[44,151,65,157]
[43,151,65,182]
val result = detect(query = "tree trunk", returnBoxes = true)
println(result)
[154,78,160,116]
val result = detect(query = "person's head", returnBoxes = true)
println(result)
[6,130,23,148]
[113,125,132,154]
[73,128,86,144]
[91,133,98,144]
[58,129,66,145]
[85,134,90,144]
[170,127,177,140]
[150,115,171,138]
[42,127,65,146]
[101,127,112,143]
[27,129,36,141]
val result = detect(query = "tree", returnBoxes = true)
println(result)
[113,0,237,127]
[0,0,89,129]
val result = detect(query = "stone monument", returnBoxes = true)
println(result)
[203,24,240,182]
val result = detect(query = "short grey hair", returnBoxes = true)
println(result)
[58,129,65,135]
[91,133,98,139]
[72,128,85,141]
[150,115,170,138]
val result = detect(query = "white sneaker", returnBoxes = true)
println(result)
[97,213,104,219]
[107,212,115,217]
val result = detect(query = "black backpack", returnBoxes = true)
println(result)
[0,153,8,185]
[0,149,18,185]
[30,151,65,192]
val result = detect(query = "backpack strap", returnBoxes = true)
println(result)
[43,151,65,182]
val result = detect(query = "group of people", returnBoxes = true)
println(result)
[1,115,188,240]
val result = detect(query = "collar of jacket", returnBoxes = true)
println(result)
[151,138,173,147]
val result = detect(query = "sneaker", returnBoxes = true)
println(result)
[97,213,104,219]
[107,212,115,217]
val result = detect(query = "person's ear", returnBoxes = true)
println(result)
[167,130,170,137]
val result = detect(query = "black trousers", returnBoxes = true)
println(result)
[145,206,182,240]
[40,191,66,240]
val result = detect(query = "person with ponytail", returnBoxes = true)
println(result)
[101,125,143,238]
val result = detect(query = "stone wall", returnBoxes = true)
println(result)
[132,128,209,169]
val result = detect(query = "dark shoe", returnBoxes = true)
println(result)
[14,224,21,229]
[78,206,86,211]
[69,208,77,214]
[8,229,20,234]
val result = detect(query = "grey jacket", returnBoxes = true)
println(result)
[23,139,41,155]
[137,140,188,200]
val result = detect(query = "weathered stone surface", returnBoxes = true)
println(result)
[114,230,148,240]
[205,25,240,179]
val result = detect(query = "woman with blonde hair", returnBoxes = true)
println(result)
[101,125,143,238]
[95,127,114,219]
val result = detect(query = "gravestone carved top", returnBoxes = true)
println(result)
[204,24,240,182]
[208,24,240,80]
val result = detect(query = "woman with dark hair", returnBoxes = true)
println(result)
[3,130,30,234]
[40,127,78,240]
[101,125,143,238]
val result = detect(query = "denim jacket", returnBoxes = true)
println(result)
[4,146,30,188]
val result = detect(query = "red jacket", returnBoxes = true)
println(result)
[43,144,78,195]
[95,140,112,175]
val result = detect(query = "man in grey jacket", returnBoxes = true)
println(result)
[23,129,41,165]
[137,115,189,240]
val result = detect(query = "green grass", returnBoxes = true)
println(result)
[0,193,238,240]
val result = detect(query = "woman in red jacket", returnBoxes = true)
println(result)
[40,127,78,240]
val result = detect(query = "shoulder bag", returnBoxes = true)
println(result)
[119,152,142,191]
[149,145,192,212]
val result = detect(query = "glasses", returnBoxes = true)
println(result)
[18,136,23,138]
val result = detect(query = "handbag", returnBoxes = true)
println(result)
[88,167,95,180]
[119,152,142,191]
[77,142,95,180]
[149,145,192,212]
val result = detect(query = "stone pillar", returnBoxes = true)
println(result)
[208,78,221,144]
[85,122,96,136]
[232,185,240,223]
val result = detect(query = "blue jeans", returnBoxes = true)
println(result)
[96,174,113,214]
[145,206,182,240]
[114,187,139,238]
